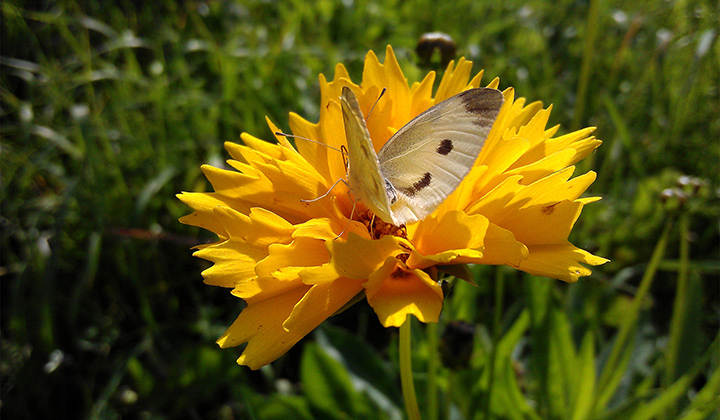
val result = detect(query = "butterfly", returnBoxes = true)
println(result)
[340,86,504,226]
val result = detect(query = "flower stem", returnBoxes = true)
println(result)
[484,267,505,417]
[662,212,691,419]
[595,219,672,409]
[426,321,439,420]
[400,315,421,420]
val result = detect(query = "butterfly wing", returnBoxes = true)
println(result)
[341,87,395,224]
[377,88,504,225]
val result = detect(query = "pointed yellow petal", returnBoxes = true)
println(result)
[511,169,597,207]
[194,240,265,289]
[496,200,583,245]
[466,175,525,221]
[518,244,609,282]
[177,192,229,236]
[467,69,484,89]
[288,112,332,182]
[409,72,436,117]
[475,136,531,195]
[506,99,545,131]
[479,88,516,154]
[283,278,365,333]
[506,149,577,185]
[217,285,311,369]
[214,206,294,247]
[255,237,329,281]
[332,63,350,82]
[435,57,473,102]
[362,46,412,125]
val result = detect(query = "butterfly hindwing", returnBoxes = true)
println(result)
[377,88,504,225]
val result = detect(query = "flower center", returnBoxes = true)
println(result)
[356,209,407,240]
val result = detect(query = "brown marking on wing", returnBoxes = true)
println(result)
[459,89,504,125]
[398,172,432,198]
[436,139,453,155]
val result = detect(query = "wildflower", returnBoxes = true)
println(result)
[178,46,608,369]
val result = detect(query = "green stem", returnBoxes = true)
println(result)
[596,220,673,409]
[662,213,691,417]
[427,321,439,420]
[572,0,601,130]
[485,267,505,418]
[400,315,421,420]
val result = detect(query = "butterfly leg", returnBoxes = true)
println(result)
[301,178,350,203]
[334,194,357,240]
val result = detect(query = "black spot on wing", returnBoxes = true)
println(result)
[437,139,453,155]
[459,89,504,125]
[398,172,432,198]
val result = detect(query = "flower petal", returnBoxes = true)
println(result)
[518,244,609,283]
[218,207,295,247]
[408,210,488,266]
[255,237,329,282]
[300,233,403,284]
[494,200,583,246]
[365,259,443,327]
[283,278,366,334]
[194,240,265,289]
[218,285,311,370]
[434,57,474,102]
[362,46,412,124]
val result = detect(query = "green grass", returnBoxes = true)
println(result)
[1,0,718,419]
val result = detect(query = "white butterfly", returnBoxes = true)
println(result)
[340,86,504,226]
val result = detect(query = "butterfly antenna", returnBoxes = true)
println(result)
[275,131,344,154]
[366,87,387,119]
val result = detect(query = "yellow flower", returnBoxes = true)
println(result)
[178,46,608,369]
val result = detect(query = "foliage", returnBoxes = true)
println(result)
[1,0,718,419]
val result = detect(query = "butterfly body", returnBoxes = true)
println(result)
[340,86,503,226]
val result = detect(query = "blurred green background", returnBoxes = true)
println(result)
[1,0,718,419]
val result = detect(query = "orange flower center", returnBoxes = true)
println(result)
[356,209,407,240]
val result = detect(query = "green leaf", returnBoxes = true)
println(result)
[677,367,720,420]
[546,308,578,418]
[571,332,597,420]
[256,395,315,420]
[316,325,402,419]
[135,165,177,215]
[596,222,672,409]
[627,339,719,420]
[484,309,541,420]
[525,276,554,417]
[300,341,379,420]
[446,278,483,322]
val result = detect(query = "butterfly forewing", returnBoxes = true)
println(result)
[341,87,395,224]
[377,88,504,225]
